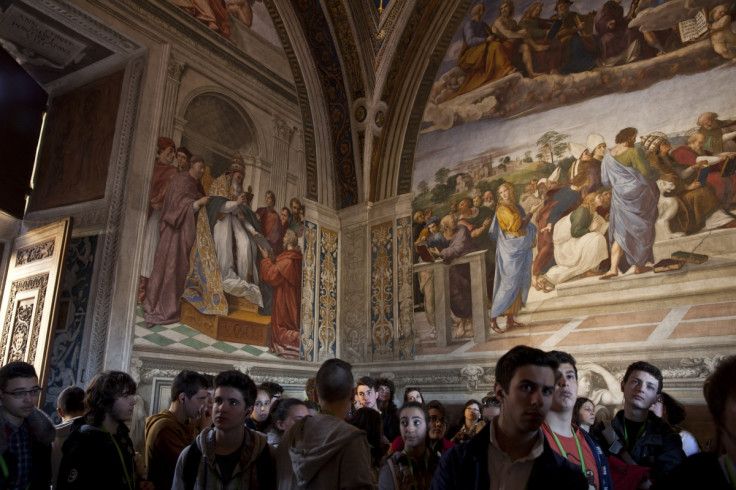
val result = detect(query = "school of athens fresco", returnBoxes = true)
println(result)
[411,0,736,329]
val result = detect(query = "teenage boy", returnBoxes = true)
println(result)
[276,358,373,489]
[544,351,613,490]
[430,345,587,490]
[590,361,685,487]
[356,376,378,411]
[145,370,209,490]
[53,386,86,487]
[0,361,55,489]
[376,377,399,441]
[57,370,150,490]
[172,370,275,489]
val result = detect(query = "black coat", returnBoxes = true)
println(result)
[429,421,588,490]
[0,408,54,490]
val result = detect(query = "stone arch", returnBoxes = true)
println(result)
[179,90,262,177]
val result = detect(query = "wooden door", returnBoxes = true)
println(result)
[0,217,73,406]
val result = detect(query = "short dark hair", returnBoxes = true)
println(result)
[495,345,559,393]
[427,400,447,418]
[85,371,137,426]
[623,361,664,394]
[403,386,423,402]
[316,359,354,403]
[215,370,257,407]
[704,355,736,427]
[615,127,638,144]
[171,371,209,402]
[271,398,307,433]
[0,361,37,390]
[260,381,284,398]
[356,376,375,390]
[375,377,396,399]
[57,386,85,415]
[548,350,578,378]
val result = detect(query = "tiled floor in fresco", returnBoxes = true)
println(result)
[414,300,736,357]
[133,306,276,358]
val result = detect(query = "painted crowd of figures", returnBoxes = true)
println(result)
[452,0,736,98]
[137,136,305,359]
[414,113,736,336]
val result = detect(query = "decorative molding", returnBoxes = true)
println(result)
[272,115,295,141]
[396,215,414,360]
[84,56,145,383]
[341,226,368,362]
[1,274,49,365]
[371,222,394,360]
[167,60,186,81]
[318,228,338,361]
[16,240,55,266]
[300,222,318,361]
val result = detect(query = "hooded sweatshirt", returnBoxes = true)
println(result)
[145,409,198,490]
[172,426,275,490]
[275,414,374,490]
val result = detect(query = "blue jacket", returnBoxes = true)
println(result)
[430,422,588,490]
[580,425,614,490]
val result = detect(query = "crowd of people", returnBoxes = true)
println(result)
[1,347,734,489]
[414,116,736,334]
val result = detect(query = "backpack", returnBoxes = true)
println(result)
[182,439,275,490]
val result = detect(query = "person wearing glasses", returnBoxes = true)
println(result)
[0,361,55,490]
[246,384,272,433]
[449,399,486,444]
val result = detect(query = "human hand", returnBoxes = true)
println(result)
[197,196,210,207]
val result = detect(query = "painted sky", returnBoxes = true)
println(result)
[412,63,736,190]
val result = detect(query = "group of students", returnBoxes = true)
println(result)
[0,346,735,489]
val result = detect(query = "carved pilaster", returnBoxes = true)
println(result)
[318,228,338,361]
[396,216,414,360]
[300,222,318,361]
[371,222,394,361]
[160,60,186,138]
[271,115,295,206]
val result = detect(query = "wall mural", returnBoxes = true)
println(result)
[167,0,282,47]
[136,140,307,360]
[412,0,736,335]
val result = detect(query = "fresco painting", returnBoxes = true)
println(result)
[412,0,736,336]
[137,140,306,360]
[167,0,282,47]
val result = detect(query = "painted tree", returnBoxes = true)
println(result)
[417,180,429,195]
[536,131,569,166]
[434,167,450,186]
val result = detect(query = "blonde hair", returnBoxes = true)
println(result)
[498,182,517,204]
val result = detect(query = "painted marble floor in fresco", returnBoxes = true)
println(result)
[414,300,736,358]
[133,306,277,358]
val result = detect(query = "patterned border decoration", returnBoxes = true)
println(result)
[15,240,55,266]
[395,216,414,360]
[1,273,49,365]
[340,227,368,362]
[84,57,145,383]
[371,222,394,360]
[300,221,318,361]
[396,0,472,194]
[324,0,365,101]
[318,228,338,360]
[282,0,358,208]
[264,0,319,202]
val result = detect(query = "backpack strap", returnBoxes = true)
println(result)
[601,421,638,466]
[183,440,202,490]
